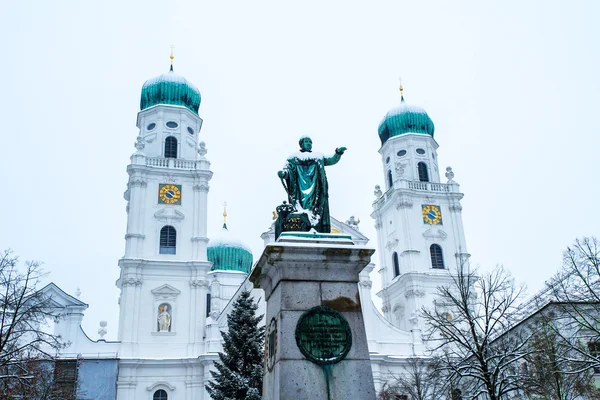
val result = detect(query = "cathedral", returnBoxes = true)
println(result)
[44,59,468,399]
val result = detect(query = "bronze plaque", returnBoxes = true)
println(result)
[295,306,352,365]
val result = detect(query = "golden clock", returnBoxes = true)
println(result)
[159,184,182,205]
[422,204,442,225]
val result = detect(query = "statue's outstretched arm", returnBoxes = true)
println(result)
[324,147,347,166]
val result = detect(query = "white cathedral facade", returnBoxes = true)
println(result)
[45,64,468,399]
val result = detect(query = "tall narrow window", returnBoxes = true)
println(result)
[159,226,176,254]
[430,244,445,269]
[153,390,168,400]
[206,293,211,317]
[164,136,178,158]
[387,170,393,189]
[418,162,429,182]
[392,252,400,277]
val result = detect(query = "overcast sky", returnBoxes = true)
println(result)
[1,1,598,339]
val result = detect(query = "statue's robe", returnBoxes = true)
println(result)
[281,150,342,233]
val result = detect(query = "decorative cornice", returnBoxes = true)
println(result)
[422,228,448,241]
[193,184,210,192]
[151,284,181,300]
[129,179,147,188]
[154,209,185,222]
[396,200,413,209]
[191,236,209,243]
[359,280,373,289]
[405,289,426,299]
[449,204,463,212]
[121,277,142,287]
[190,279,209,289]
[146,382,176,392]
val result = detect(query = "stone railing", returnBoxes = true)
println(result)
[145,157,198,169]
[408,181,451,192]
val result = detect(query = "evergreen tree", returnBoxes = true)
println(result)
[206,290,265,400]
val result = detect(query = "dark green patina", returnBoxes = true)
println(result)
[276,137,346,237]
[295,306,352,365]
[140,66,201,115]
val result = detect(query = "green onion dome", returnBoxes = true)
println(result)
[207,225,253,273]
[378,97,435,146]
[140,66,201,115]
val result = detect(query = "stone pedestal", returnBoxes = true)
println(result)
[250,235,376,400]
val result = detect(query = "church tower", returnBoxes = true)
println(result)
[371,85,468,335]
[116,54,213,398]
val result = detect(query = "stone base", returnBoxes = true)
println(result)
[251,241,376,400]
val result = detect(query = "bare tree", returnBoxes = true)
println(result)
[0,250,66,397]
[422,263,531,400]
[521,313,600,400]
[547,237,600,372]
[384,357,447,400]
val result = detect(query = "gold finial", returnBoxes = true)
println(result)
[222,201,228,227]
[170,45,175,71]
[398,77,404,102]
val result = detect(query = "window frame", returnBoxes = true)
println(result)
[164,136,178,158]
[159,225,177,255]
[430,244,445,269]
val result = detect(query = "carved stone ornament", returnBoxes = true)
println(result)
[396,197,413,209]
[129,178,147,188]
[385,238,399,251]
[145,133,157,143]
[381,304,390,313]
[190,279,209,289]
[449,204,463,212]
[422,228,448,241]
[135,136,145,152]
[186,137,195,148]
[359,280,373,289]
[209,310,220,319]
[163,173,177,184]
[151,284,181,301]
[374,221,382,229]
[121,277,143,287]
[395,162,406,177]
[405,289,426,299]
[374,184,383,198]
[193,183,210,192]
[154,208,185,222]
[408,312,419,326]
[198,141,207,156]
[445,166,455,183]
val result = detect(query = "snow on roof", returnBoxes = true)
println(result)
[142,71,200,93]
[208,227,252,252]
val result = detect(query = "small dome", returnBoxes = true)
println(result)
[378,98,435,146]
[140,67,201,115]
[207,226,253,274]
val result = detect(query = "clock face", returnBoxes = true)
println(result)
[422,204,442,225]
[158,184,182,205]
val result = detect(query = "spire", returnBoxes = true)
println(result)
[399,78,405,103]
[169,45,175,72]
[222,201,228,229]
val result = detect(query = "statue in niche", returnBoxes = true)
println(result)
[157,303,172,332]
[276,136,346,237]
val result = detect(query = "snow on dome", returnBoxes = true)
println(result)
[140,68,201,115]
[208,227,252,252]
[378,98,435,145]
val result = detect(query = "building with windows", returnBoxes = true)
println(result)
[45,67,470,399]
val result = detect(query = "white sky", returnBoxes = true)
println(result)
[1,1,598,340]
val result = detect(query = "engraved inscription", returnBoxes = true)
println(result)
[295,306,352,365]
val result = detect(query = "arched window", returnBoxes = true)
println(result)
[159,226,176,254]
[430,244,445,269]
[387,170,393,189]
[392,252,400,277]
[418,162,429,182]
[153,390,168,400]
[164,136,178,158]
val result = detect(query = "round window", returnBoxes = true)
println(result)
[397,150,407,157]
[166,121,178,129]
[187,127,194,135]
[416,148,426,155]
[386,156,390,164]
[146,122,156,131]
